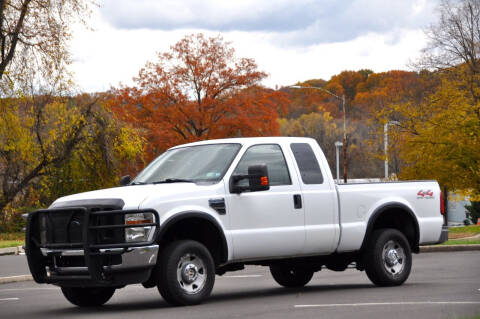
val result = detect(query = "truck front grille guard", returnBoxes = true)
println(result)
[25,207,160,284]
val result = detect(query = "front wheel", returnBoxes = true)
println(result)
[157,240,215,306]
[61,287,115,307]
[364,228,412,286]
[270,265,314,288]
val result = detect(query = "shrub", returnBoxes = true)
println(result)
[465,201,480,224]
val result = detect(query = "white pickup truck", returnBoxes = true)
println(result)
[25,137,448,307]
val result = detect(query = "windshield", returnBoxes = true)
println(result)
[132,143,241,184]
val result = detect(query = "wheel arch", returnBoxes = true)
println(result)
[156,211,229,265]
[361,203,420,253]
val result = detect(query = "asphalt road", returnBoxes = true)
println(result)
[0,251,479,319]
[0,255,29,277]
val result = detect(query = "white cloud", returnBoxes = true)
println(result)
[227,29,426,88]
[68,1,434,92]
[100,0,437,45]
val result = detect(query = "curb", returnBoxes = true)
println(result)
[420,244,480,252]
[0,275,33,284]
[0,246,24,256]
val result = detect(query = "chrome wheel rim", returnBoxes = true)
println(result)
[382,240,406,276]
[176,253,206,294]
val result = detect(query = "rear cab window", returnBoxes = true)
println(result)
[290,143,324,184]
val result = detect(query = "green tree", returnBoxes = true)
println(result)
[378,67,480,197]
[374,0,480,197]
[0,94,144,221]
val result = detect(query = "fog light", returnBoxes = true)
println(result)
[125,213,154,242]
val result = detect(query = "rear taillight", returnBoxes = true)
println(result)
[440,191,445,215]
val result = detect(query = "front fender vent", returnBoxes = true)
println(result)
[209,198,226,215]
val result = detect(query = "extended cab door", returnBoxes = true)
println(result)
[289,142,339,255]
[225,144,305,260]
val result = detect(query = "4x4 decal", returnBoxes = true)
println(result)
[417,190,434,199]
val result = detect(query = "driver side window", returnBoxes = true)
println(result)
[233,144,291,186]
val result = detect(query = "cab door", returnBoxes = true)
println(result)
[225,144,305,260]
[289,142,339,255]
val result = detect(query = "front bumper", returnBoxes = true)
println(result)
[40,245,158,272]
[25,207,160,287]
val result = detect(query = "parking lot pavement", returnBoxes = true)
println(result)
[0,251,479,319]
[0,255,29,277]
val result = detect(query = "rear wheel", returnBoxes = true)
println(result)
[61,287,115,307]
[364,228,412,286]
[270,265,314,288]
[157,240,215,306]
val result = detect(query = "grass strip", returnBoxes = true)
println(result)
[448,225,480,239]
[440,239,480,246]
[0,240,24,249]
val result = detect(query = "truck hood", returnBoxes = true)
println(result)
[50,183,211,210]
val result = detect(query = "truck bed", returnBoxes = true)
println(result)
[336,181,444,252]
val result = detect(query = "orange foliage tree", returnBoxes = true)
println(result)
[281,79,333,118]
[353,70,437,117]
[108,34,287,160]
[283,70,373,119]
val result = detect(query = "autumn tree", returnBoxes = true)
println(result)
[279,110,383,179]
[327,70,371,119]
[279,111,340,170]
[37,95,145,203]
[281,79,334,118]
[377,0,480,197]
[109,34,286,160]
[354,70,437,116]
[350,70,438,177]
[0,0,93,92]
[0,94,144,220]
[420,0,480,72]
[378,68,480,195]
[417,0,480,110]
[0,0,146,228]
[282,71,372,120]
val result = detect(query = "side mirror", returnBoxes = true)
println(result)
[230,164,270,194]
[119,175,131,186]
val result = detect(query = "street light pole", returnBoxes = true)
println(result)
[334,141,343,184]
[384,120,400,179]
[341,94,347,184]
[384,122,388,179]
[290,85,348,183]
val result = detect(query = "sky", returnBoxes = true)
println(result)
[69,0,439,92]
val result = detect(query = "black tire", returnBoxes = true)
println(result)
[61,287,115,307]
[157,240,215,306]
[364,228,412,287]
[269,265,314,288]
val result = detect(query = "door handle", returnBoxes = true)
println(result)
[293,194,302,209]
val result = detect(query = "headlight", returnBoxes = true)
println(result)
[125,212,154,242]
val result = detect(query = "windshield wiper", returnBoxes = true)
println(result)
[152,178,196,184]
